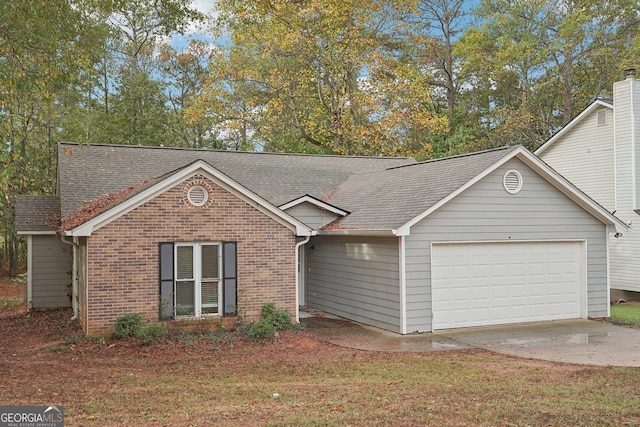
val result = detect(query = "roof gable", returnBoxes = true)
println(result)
[397,146,626,235]
[535,99,613,155]
[319,146,627,235]
[279,195,348,216]
[66,160,312,237]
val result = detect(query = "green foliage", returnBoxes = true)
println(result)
[192,0,445,157]
[247,319,277,340]
[113,313,144,339]
[113,313,169,344]
[261,303,292,332]
[137,323,169,345]
[247,303,294,340]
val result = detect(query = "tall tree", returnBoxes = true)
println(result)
[400,0,479,156]
[0,0,105,273]
[87,0,205,146]
[159,40,218,148]
[191,0,447,156]
[457,0,640,150]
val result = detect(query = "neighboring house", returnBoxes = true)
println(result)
[15,142,627,336]
[536,69,640,299]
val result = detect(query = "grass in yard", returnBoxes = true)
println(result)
[4,333,640,426]
[3,308,640,426]
[610,304,640,327]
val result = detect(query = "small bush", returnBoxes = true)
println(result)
[248,319,276,340]
[261,303,292,332]
[137,323,169,345]
[245,303,294,340]
[113,313,144,339]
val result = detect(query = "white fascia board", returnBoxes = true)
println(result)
[279,195,349,216]
[535,99,612,156]
[396,146,629,235]
[316,229,398,237]
[66,160,312,237]
[16,230,56,235]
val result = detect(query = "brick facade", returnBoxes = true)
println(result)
[83,174,297,336]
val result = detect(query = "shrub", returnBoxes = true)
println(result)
[246,303,294,340]
[137,323,169,345]
[261,303,292,332]
[113,313,144,339]
[248,319,276,340]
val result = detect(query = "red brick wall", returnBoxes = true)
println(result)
[84,174,297,336]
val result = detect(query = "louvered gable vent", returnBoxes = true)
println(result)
[187,185,208,206]
[503,170,523,194]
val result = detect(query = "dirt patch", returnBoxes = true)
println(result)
[0,276,25,300]
[2,308,639,426]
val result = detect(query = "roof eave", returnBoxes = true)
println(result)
[317,229,399,237]
[17,230,57,236]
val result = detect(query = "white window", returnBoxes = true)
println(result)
[174,243,222,317]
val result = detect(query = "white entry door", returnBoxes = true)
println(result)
[431,241,584,330]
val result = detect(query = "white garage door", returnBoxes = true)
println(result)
[431,241,584,330]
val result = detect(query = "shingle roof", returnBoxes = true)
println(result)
[57,143,416,217]
[326,146,519,230]
[15,142,628,236]
[15,195,60,232]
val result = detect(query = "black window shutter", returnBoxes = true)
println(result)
[223,242,237,316]
[159,242,175,319]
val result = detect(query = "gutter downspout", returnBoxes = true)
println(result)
[294,235,311,324]
[630,70,638,213]
[60,234,79,321]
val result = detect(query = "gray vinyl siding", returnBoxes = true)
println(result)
[284,202,340,229]
[31,235,72,308]
[538,106,615,211]
[405,158,609,333]
[305,235,401,333]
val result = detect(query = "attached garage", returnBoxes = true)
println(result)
[431,241,584,330]
[302,146,628,334]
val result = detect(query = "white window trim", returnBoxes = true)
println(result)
[174,242,223,318]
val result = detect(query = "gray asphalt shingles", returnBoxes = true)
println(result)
[327,146,517,230]
[15,195,60,232]
[57,143,415,217]
[21,143,519,232]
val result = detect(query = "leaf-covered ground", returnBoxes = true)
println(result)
[1,289,640,426]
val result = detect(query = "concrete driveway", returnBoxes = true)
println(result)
[302,315,640,367]
[437,319,640,367]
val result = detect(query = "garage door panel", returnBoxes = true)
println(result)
[432,241,583,330]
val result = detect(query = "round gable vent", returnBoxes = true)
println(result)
[503,170,523,194]
[187,185,209,206]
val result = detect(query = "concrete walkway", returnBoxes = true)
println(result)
[302,315,640,367]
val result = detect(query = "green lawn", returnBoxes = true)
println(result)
[610,304,640,327]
